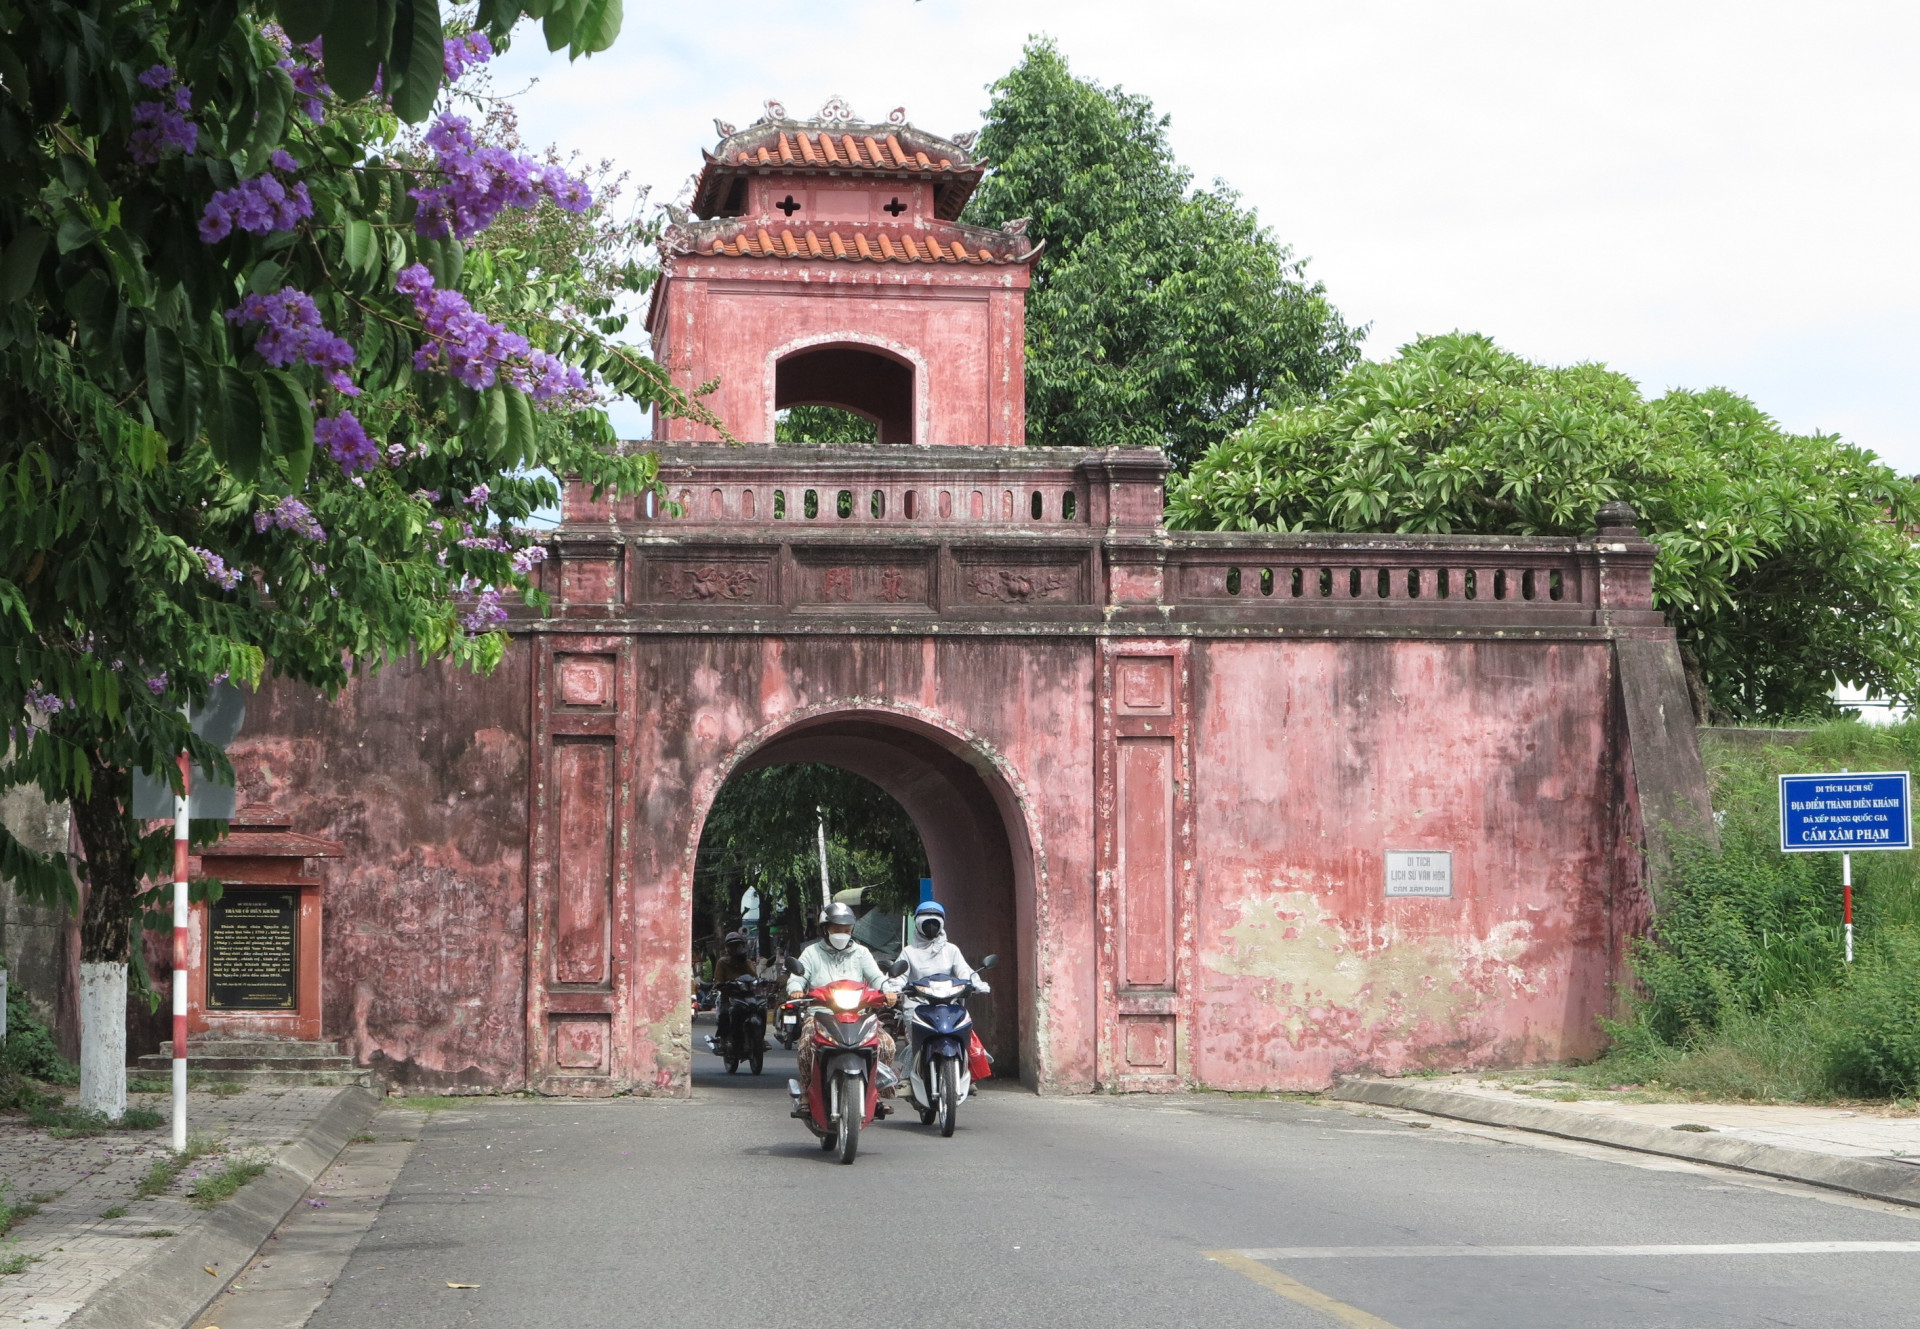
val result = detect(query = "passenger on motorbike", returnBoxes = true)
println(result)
[892,901,989,1001]
[708,930,757,1054]
[788,902,897,1089]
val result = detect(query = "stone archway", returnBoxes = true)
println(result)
[774,343,917,444]
[697,707,1037,1080]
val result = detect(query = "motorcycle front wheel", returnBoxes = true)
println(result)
[937,1057,959,1138]
[749,1038,764,1076]
[836,1077,863,1164]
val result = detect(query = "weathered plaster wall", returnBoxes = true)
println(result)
[1188,640,1618,1090]
[0,781,75,1056]
[230,652,531,1089]
[605,632,1097,1093]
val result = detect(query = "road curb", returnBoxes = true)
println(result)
[1329,1079,1920,1209]
[63,1085,381,1329]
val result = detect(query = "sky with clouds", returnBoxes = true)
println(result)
[489,0,1919,471]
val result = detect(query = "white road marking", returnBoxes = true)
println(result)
[1232,1241,1920,1259]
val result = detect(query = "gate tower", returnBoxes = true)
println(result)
[648,99,1037,446]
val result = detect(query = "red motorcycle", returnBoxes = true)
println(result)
[784,956,908,1164]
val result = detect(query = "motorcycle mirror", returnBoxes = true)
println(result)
[979,954,999,970]
[887,957,911,978]
[784,957,806,977]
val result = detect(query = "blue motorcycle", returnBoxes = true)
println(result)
[902,954,997,1137]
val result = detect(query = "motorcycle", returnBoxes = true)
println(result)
[785,955,909,1164]
[708,974,768,1075]
[902,954,997,1137]
[773,992,807,1050]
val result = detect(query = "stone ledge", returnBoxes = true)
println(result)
[61,1086,379,1329]
[1329,1079,1920,1209]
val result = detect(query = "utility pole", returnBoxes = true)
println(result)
[816,807,831,916]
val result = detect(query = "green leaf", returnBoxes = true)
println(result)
[482,384,509,457]
[208,366,264,481]
[505,385,535,466]
[0,227,47,303]
[573,0,622,53]
[341,217,375,278]
[388,0,445,123]
[258,369,315,464]
[144,323,185,429]
[245,66,296,175]
[273,0,335,44]
[320,0,394,103]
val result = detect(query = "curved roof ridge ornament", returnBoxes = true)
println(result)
[813,95,855,126]
[758,99,787,125]
[887,106,908,126]
[951,130,978,151]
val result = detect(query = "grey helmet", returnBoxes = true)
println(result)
[822,901,857,929]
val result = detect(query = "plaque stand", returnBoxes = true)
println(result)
[184,810,342,1042]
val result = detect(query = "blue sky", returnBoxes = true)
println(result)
[490,0,1920,472]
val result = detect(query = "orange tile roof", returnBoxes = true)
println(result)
[694,115,984,221]
[732,130,958,173]
[696,223,1031,266]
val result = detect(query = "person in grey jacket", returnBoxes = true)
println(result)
[788,902,896,1087]
[890,900,989,1003]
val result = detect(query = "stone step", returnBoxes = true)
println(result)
[152,1039,345,1059]
[131,1066,376,1088]
[135,1054,357,1072]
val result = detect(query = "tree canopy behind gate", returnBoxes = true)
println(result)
[962,39,1362,470]
[1168,332,1920,722]
[0,0,701,1108]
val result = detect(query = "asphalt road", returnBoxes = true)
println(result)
[306,1019,1920,1329]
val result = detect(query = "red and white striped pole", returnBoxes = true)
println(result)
[171,751,190,1152]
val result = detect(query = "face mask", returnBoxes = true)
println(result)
[825,930,853,952]
[919,918,942,940]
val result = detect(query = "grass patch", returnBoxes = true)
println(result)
[127,1077,169,1093]
[0,1243,38,1277]
[1586,719,1920,1102]
[348,1132,377,1143]
[99,1205,127,1220]
[189,1160,267,1209]
[392,1095,467,1112]
[0,1184,37,1236]
[29,1102,166,1137]
[134,1135,218,1200]
[137,1228,176,1238]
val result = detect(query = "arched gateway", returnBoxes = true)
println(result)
[229,103,1712,1096]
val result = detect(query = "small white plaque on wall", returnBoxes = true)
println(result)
[1385,850,1453,897]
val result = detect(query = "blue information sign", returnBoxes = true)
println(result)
[1778,771,1911,853]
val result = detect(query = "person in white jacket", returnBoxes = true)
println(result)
[891,901,989,1001]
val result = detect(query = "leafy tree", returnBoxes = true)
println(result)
[774,406,876,445]
[963,39,1361,468]
[0,0,697,1117]
[1168,332,1920,721]
[695,764,927,949]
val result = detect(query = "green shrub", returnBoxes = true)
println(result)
[1592,718,1920,1101]
[2,985,77,1086]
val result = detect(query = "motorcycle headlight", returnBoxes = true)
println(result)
[829,988,862,1012]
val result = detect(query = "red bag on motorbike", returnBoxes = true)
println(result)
[967,1031,993,1082]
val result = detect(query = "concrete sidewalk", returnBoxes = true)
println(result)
[1332,1075,1920,1207]
[0,1085,376,1329]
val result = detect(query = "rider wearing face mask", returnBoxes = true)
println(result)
[788,901,897,1089]
[893,901,989,998]
[706,930,756,1055]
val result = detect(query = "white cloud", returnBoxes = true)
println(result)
[492,0,1920,469]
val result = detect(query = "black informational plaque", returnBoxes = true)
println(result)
[207,891,298,1009]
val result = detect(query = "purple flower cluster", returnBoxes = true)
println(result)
[226,288,357,394]
[200,152,313,243]
[511,545,549,575]
[192,547,244,590]
[265,26,329,121]
[253,495,326,541]
[396,264,529,389]
[459,587,507,632]
[23,687,67,716]
[457,534,511,552]
[146,673,169,696]
[409,114,590,241]
[465,484,490,507]
[395,265,595,403]
[443,31,494,81]
[128,65,197,164]
[315,410,378,474]
[522,350,591,403]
